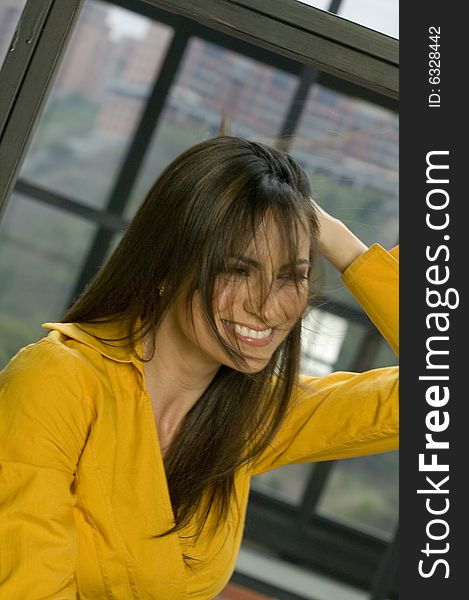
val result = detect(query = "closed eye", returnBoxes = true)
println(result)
[278,270,309,281]
[224,266,249,276]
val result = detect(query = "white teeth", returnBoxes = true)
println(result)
[221,320,273,339]
[233,323,272,339]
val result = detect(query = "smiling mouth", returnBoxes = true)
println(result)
[221,320,274,346]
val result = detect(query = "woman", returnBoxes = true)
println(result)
[0,136,398,599]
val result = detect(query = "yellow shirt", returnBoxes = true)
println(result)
[0,243,399,599]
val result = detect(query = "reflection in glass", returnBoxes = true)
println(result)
[0,194,95,367]
[18,1,172,209]
[126,38,298,218]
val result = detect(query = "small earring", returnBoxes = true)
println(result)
[158,285,165,297]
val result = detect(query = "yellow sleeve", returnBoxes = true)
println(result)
[252,243,399,475]
[0,339,95,598]
[342,243,399,356]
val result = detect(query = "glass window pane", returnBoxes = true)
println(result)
[0,194,96,368]
[317,451,398,537]
[105,230,125,262]
[295,0,331,10]
[304,312,379,375]
[301,309,348,375]
[333,320,371,370]
[316,337,398,538]
[18,0,173,209]
[251,463,313,505]
[340,0,399,39]
[296,0,399,39]
[291,84,398,311]
[372,336,398,368]
[0,0,27,67]
[125,38,298,218]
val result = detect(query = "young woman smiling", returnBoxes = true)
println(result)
[0,136,398,599]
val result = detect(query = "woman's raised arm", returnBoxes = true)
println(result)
[313,200,398,354]
[312,199,369,273]
[252,211,399,475]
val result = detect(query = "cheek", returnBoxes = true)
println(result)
[187,292,220,340]
[213,281,239,315]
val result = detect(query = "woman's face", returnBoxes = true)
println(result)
[169,218,311,373]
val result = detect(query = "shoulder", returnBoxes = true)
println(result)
[0,337,97,471]
[1,335,100,402]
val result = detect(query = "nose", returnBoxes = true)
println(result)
[242,279,279,325]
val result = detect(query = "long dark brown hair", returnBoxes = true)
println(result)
[63,135,322,543]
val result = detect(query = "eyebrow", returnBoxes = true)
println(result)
[231,255,311,269]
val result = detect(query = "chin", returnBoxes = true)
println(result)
[234,356,273,374]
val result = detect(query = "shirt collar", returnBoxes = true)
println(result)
[41,318,144,368]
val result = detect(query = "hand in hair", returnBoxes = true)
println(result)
[310,198,368,273]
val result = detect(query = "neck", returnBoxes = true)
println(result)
[142,314,220,424]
